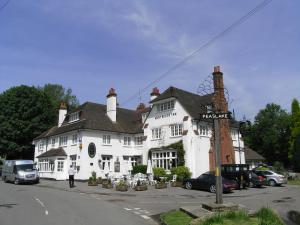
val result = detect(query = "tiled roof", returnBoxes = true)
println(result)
[244,147,265,161]
[34,102,143,140]
[36,148,67,158]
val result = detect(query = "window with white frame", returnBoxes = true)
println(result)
[157,100,175,112]
[57,160,64,172]
[72,134,78,145]
[101,156,112,170]
[38,159,52,172]
[38,140,45,151]
[51,138,56,147]
[231,130,237,140]
[123,156,141,167]
[134,136,143,146]
[59,136,68,147]
[69,112,79,123]
[102,135,111,145]
[70,155,76,168]
[124,137,131,146]
[170,124,183,137]
[152,128,162,140]
[152,151,177,170]
[199,125,209,136]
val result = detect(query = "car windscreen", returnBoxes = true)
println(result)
[16,164,35,172]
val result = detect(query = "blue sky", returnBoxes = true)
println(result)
[0,0,299,120]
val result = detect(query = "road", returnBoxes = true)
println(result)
[0,181,156,225]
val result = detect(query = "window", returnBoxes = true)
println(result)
[59,136,68,147]
[38,159,53,172]
[57,161,64,172]
[152,128,162,140]
[134,136,143,146]
[103,135,111,145]
[72,134,78,145]
[124,137,131,146]
[157,100,175,112]
[101,156,112,170]
[51,138,56,147]
[38,140,45,151]
[69,112,79,123]
[123,156,141,167]
[88,143,96,158]
[170,124,183,137]
[70,155,76,168]
[199,125,209,136]
[152,151,177,170]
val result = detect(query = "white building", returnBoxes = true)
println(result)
[33,67,245,180]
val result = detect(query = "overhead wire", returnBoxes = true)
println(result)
[120,0,273,107]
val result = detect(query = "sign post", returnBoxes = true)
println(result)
[200,112,230,204]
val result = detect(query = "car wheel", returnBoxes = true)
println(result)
[269,180,276,187]
[185,182,192,190]
[14,178,19,185]
[209,184,216,193]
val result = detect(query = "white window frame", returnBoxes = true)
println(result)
[157,100,175,112]
[199,125,209,136]
[38,140,45,151]
[102,135,111,145]
[51,138,56,147]
[72,134,78,145]
[134,136,143,146]
[59,136,68,147]
[170,124,183,137]
[57,160,64,172]
[69,112,79,123]
[123,137,131,146]
[152,151,177,170]
[101,156,112,170]
[152,128,162,140]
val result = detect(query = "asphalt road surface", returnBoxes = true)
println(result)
[0,181,156,225]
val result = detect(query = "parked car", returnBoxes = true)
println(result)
[183,172,238,193]
[0,159,3,176]
[221,164,250,189]
[249,171,265,187]
[253,170,287,186]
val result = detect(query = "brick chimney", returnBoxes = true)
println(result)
[107,88,117,123]
[58,102,67,127]
[209,66,235,168]
[150,87,160,101]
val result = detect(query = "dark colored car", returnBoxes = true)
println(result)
[249,171,265,187]
[183,172,237,193]
[221,164,250,189]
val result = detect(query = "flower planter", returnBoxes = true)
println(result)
[155,183,167,189]
[134,185,148,191]
[102,182,113,189]
[116,185,128,192]
[88,182,98,186]
[171,181,183,187]
[97,178,103,184]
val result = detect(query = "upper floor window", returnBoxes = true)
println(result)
[59,136,68,147]
[170,124,183,137]
[199,125,209,136]
[157,100,175,112]
[69,112,79,123]
[51,138,56,147]
[38,140,45,151]
[152,128,162,140]
[124,137,131,146]
[231,130,238,140]
[103,135,111,145]
[134,136,143,146]
[72,134,78,145]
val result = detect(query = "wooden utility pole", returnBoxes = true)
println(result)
[214,119,223,204]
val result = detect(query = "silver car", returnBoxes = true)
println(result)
[254,170,287,186]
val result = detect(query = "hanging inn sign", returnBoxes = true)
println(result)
[199,112,231,120]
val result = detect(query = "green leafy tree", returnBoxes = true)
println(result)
[289,99,300,165]
[292,133,300,172]
[40,84,79,113]
[243,103,291,165]
[0,86,56,159]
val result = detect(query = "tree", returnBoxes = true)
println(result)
[0,86,56,159]
[40,84,79,113]
[289,99,300,170]
[243,103,291,165]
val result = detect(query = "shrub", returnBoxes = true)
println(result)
[273,161,286,174]
[132,165,147,174]
[153,167,166,180]
[171,166,191,181]
[89,171,97,182]
[116,180,127,187]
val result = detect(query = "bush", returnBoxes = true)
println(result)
[89,171,97,182]
[132,165,147,174]
[273,161,286,174]
[171,166,191,181]
[153,167,166,180]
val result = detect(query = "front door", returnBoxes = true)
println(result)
[56,159,65,180]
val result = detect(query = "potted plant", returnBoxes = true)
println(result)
[134,179,148,191]
[102,178,113,189]
[88,171,98,186]
[170,166,191,187]
[97,177,103,184]
[115,180,128,192]
[155,178,167,189]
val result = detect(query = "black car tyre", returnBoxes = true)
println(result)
[185,182,192,190]
[269,180,276,187]
[209,184,216,193]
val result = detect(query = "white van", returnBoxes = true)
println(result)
[2,160,39,184]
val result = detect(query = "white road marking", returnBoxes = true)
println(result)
[134,208,140,210]
[134,211,141,215]
[45,210,49,215]
[124,208,132,211]
[34,198,45,207]
[140,215,151,220]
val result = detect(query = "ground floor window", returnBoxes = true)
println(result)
[38,158,54,172]
[152,151,177,170]
[70,155,77,168]
[123,156,142,167]
[57,160,64,172]
[101,155,112,171]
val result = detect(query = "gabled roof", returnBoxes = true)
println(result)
[34,102,143,140]
[36,148,67,158]
[244,147,265,161]
[150,86,214,119]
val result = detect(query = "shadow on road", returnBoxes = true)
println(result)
[0,204,17,209]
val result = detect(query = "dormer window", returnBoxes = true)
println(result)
[157,100,175,112]
[69,112,79,123]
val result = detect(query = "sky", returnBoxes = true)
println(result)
[0,0,299,121]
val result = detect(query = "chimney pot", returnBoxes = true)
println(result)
[107,88,117,98]
[214,66,221,73]
[151,87,160,96]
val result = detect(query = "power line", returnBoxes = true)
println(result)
[0,0,11,13]
[120,0,273,106]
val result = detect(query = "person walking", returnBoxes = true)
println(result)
[68,165,76,188]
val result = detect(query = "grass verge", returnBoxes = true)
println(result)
[288,179,300,185]
[160,210,193,225]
